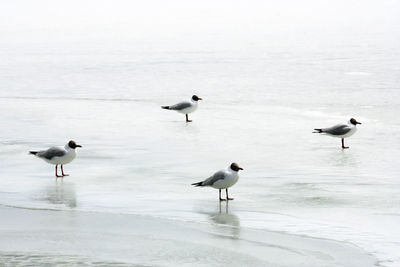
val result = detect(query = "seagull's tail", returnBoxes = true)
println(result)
[161,106,170,110]
[191,181,203,187]
[313,129,323,133]
[29,151,38,155]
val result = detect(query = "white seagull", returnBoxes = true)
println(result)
[162,95,202,122]
[30,140,82,177]
[192,163,243,201]
[313,118,362,149]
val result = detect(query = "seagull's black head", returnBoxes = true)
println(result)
[192,95,202,101]
[68,140,82,149]
[230,163,243,172]
[350,118,361,125]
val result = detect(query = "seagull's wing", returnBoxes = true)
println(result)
[169,101,191,111]
[36,147,66,160]
[322,124,351,135]
[201,170,227,186]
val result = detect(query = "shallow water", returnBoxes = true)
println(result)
[1,0,400,266]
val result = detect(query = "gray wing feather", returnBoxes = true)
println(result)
[201,171,226,186]
[169,101,191,110]
[37,147,66,160]
[322,124,351,135]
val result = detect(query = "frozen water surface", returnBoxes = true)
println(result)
[1,0,400,266]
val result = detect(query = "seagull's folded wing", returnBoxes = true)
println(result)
[323,124,351,135]
[37,147,66,160]
[169,101,191,111]
[201,170,226,186]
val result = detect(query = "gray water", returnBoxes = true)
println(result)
[1,0,400,266]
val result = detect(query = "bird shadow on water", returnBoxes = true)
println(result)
[38,179,77,208]
[326,149,358,167]
[172,121,200,132]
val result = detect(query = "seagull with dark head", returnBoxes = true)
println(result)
[162,95,202,122]
[192,163,243,201]
[30,140,82,177]
[313,118,362,149]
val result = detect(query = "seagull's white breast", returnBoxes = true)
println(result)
[212,170,239,189]
[177,102,198,114]
[342,126,357,138]
[44,148,77,165]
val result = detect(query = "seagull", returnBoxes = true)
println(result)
[313,118,362,149]
[192,163,243,201]
[161,95,202,122]
[29,140,82,177]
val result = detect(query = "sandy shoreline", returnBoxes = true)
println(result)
[0,205,376,266]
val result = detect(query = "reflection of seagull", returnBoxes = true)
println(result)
[313,118,361,149]
[43,181,77,208]
[205,202,241,237]
[192,163,243,201]
[212,201,240,226]
[162,95,202,122]
[30,140,82,177]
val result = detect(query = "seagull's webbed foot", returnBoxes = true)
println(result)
[225,189,234,201]
[219,198,227,201]
[60,165,69,177]
[55,165,63,178]
[341,138,349,149]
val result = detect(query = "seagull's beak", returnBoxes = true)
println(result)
[76,144,82,148]
[356,122,362,125]
[198,97,203,100]
[239,167,243,170]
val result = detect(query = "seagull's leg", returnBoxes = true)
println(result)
[341,138,349,149]
[55,165,63,178]
[219,189,226,201]
[186,114,192,122]
[61,165,69,176]
[226,188,234,200]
